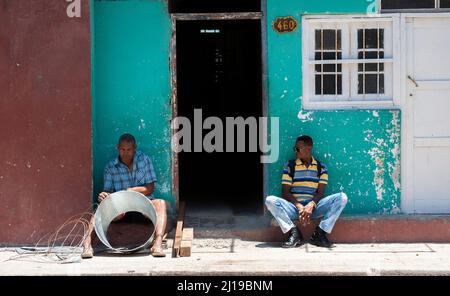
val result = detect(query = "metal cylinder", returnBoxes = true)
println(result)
[94,190,157,253]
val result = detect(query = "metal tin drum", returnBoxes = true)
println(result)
[94,190,157,253]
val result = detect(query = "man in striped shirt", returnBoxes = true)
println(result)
[265,135,348,248]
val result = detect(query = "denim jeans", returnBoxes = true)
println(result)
[265,192,348,234]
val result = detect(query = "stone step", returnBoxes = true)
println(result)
[92,214,450,249]
[185,214,450,243]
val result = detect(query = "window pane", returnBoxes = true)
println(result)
[337,64,342,72]
[358,62,386,72]
[365,74,379,94]
[323,30,336,50]
[365,51,378,59]
[381,0,435,9]
[315,75,322,95]
[365,63,378,71]
[358,74,384,95]
[358,30,363,49]
[337,30,341,50]
[337,75,342,95]
[323,75,336,95]
[315,30,342,50]
[442,0,450,8]
[365,29,378,49]
[359,51,381,59]
[315,52,322,60]
[323,64,336,72]
[358,74,364,94]
[323,52,336,60]
[315,64,322,72]
[358,29,384,49]
[315,30,321,50]
[379,30,384,49]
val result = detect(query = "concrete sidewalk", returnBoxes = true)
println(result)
[1,239,449,276]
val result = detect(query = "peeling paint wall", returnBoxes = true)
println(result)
[92,1,174,207]
[266,0,402,214]
[92,0,402,215]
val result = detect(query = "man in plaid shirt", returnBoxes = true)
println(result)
[84,133,168,258]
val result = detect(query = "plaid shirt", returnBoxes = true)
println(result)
[103,151,157,197]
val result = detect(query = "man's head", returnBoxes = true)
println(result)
[294,135,313,160]
[117,133,137,164]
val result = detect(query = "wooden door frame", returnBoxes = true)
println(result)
[169,8,269,212]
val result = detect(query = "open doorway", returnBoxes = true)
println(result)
[176,19,263,215]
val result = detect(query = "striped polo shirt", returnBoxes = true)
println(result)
[281,157,328,203]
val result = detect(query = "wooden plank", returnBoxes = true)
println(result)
[180,240,192,257]
[172,201,185,258]
[180,227,194,257]
[182,227,193,241]
[172,12,262,21]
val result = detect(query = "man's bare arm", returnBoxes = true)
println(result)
[98,191,111,202]
[127,182,155,196]
[300,184,326,222]
[282,184,305,215]
[311,183,326,205]
[282,184,298,204]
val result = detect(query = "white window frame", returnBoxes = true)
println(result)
[302,15,401,110]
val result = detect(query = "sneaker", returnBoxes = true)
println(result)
[282,227,305,248]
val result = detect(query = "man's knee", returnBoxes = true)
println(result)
[339,192,348,206]
[265,195,279,207]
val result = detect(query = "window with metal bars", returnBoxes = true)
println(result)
[303,17,399,110]
[314,29,342,96]
[357,28,385,95]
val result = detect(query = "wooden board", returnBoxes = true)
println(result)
[172,201,185,258]
[180,227,193,257]
[180,240,192,257]
[182,228,193,241]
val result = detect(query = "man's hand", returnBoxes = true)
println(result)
[300,202,315,223]
[295,203,305,221]
[98,192,110,203]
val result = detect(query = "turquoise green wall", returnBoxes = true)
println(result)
[266,0,401,214]
[92,0,174,208]
[92,0,401,215]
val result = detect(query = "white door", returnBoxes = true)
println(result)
[403,16,450,213]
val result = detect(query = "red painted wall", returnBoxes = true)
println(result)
[0,0,92,244]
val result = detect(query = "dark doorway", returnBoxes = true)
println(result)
[176,20,263,215]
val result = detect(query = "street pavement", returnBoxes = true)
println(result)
[1,239,449,276]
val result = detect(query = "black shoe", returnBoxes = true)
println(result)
[282,227,305,248]
[309,227,334,248]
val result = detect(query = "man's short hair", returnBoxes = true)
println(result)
[296,135,313,147]
[118,133,136,146]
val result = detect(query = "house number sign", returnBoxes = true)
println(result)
[273,16,298,33]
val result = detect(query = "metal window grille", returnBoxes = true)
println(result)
[357,27,385,97]
[314,29,343,96]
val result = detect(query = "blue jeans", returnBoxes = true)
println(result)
[265,193,348,234]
